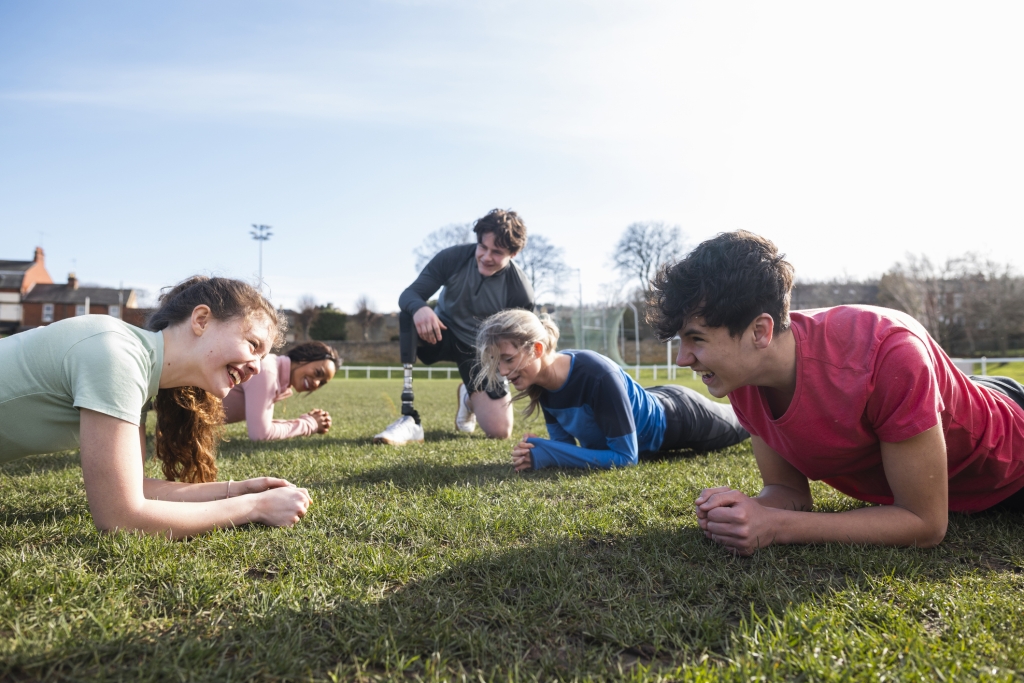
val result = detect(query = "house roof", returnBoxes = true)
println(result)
[0,259,35,273]
[0,273,25,291]
[23,285,135,306]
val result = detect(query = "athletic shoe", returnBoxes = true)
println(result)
[373,415,424,445]
[455,383,477,433]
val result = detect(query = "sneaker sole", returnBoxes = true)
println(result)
[373,435,424,446]
[455,383,477,433]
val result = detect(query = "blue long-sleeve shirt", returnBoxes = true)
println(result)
[527,350,666,470]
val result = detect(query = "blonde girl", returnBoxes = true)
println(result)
[476,309,748,471]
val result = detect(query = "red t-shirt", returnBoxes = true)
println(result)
[728,305,1024,512]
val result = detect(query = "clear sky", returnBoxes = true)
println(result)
[2,1,1022,311]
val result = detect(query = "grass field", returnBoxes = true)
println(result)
[2,375,1024,681]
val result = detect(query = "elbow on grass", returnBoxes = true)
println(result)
[917,523,948,549]
[89,501,148,536]
[910,517,948,549]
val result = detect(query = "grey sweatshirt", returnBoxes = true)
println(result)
[398,243,535,346]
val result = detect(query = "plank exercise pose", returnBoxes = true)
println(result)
[0,276,311,537]
[475,309,749,471]
[373,209,535,445]
[223,340,339,440]
[646,231,1024,555]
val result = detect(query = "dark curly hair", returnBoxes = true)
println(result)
[472,208,528,254]
[646,230,794,340]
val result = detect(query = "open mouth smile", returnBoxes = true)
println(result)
[227,366,246,387]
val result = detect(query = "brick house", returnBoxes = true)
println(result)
[0,247,53,334]
[20,273,137,329]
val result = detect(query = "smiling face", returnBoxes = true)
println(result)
[497,340,544,392]
[475,232,516,277]
[675,318,759,398]
[194,311,275,399]
[290,359,336,393]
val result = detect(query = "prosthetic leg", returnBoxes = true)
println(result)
[371,312,424,444]
[399,311,420,424]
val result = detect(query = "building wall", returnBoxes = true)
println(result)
[0,292,21,322]
[21,302,111,327]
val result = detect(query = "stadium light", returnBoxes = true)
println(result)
[250,224,273,285]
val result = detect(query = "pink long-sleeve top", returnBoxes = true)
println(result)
[222,354,318,440]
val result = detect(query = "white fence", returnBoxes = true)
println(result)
[950,357,1024,376]
[338,365,685,380]
[337,357,1024,381]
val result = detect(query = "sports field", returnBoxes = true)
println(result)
[2,377,1023,681]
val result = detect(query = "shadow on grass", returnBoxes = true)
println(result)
[7,523,1002,681]
[638,448,702,463]
[326,456,611,491]
[216,428,471,456]
[326,460,515,491]
[0,451,81,476]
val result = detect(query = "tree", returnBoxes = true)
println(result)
[611,222,685,292]
[352,295,384,341]
[413,223,474,272]
[292,295,319,342]
[309,304,348,341]
[514,233,569,301]
[877,253,1024,355]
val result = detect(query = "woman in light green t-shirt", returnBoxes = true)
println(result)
[0,276,311,538]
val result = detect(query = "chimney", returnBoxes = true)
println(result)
[34,247,45,264]
[67,272,78,290]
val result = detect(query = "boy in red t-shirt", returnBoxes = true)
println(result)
[647,230,1024,555]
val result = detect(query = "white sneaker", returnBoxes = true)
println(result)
[455,383,477,433]
[373,415,424,445]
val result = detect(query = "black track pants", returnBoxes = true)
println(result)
[646,384,750,454]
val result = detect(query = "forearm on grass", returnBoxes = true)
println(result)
[81,410,308,538]
[765,503,947,548]
[91,495,265,539]
[746,427,948,549]
[143,478,236,502]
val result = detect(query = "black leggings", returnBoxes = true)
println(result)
[971,375,1024,512]
[645,384,750,454]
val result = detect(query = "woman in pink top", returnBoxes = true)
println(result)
[223,341,339,440]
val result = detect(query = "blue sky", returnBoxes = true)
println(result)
[2,1,1023,311]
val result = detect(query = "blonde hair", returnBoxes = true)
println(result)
[475,309,560,418]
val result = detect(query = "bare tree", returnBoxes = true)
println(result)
[292,295,319,342]
[515,233,569,301]
[352,295,384,341]
[949,255,1024,355]
[413,223,474,272]
[878,253,1024,355]
[611,222,685,292]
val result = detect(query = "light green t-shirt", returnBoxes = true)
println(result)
[0,316,163,463]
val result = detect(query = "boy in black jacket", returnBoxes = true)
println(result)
[374,209,535,445]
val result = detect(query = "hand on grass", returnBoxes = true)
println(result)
[307,409,332,434]
[250,485,312,527]
[230,477,298,497]
[413,307,447,344]
[511,433,539,472]
[695,486,776,556]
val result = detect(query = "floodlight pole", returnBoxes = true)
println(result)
[626,301,640,378]
[250,224,273,285]
[570,268,584,349]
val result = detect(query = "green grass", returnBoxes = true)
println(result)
[2,379,1023,681]
[972,362,1024,385]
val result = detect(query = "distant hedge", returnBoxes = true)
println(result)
[310,310,348,341]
